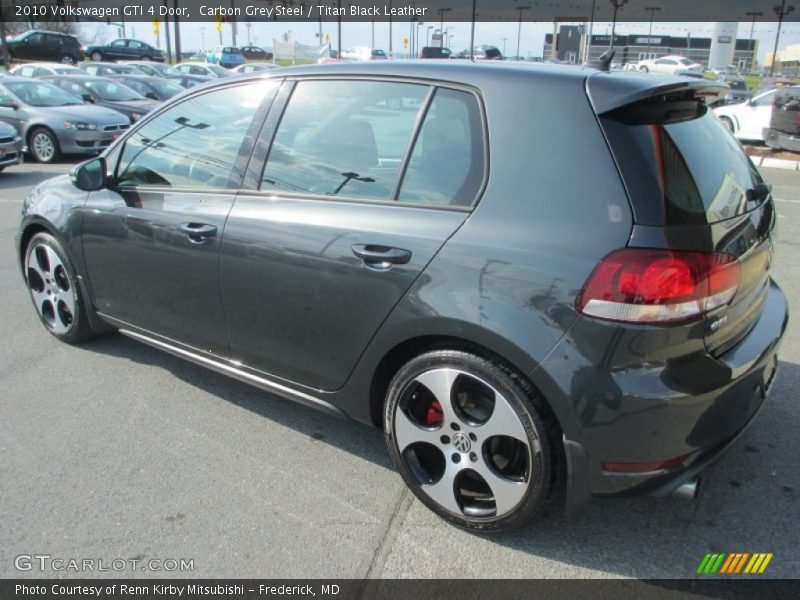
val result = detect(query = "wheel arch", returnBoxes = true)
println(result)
[27,124,61,155]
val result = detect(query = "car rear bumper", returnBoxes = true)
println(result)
[541,279,787,509]
[764,128,800,152]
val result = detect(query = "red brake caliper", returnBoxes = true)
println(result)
[425,400,444,426]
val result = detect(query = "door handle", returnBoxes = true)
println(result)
[179,222,217,242]
[352,244,412,268]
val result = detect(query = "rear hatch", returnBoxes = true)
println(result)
[770,87,800,135]
[587,74,776,355]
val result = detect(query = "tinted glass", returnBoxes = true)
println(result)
[116,81,277,189]
[87,80,145,101]
[601,109,763,225]
[752,91,776,107]
[399,88,485,207]
[261,80,428,200]
[5,81,82,107]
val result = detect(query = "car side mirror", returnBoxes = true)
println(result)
[70,156,107,192]
[144,92,158,100]
[0,101,19,110]
[82,94,95,104]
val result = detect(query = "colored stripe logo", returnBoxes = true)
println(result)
[697,553,773,574]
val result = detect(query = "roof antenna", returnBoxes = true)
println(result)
[589,49,615,72]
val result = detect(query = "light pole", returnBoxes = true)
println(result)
[516,6,530,61]
[200,26,205,52]
[246,22,251,45]
[746,11,762,71]
[426,26,433,47]
[771,1,795,75]
[438,7,452,48]
[645,6,660,60]
[584,0,597,63]
[502,38,507,55]
[416,21,424,57]
[609,0,628,49]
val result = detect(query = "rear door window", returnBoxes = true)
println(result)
[398,88,486,207]
[261,80,430,200]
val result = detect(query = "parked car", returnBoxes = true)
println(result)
[173,62,231,78]
[107,74,185,101]
[84,39,164,63]
[757,77,798,93]
[718,76,753,105]
[10,62,81,78]
[80,62,141,77]
[16,63,786,532]
[0,30,83,65]
[638,55,703,75]
[232,64,279,74]
[623,61,640,71]
[0,119,23,172]
[472,45,503,60]
[420,47,452,59]
[764,86,800,152]
[341,47,389,61]
[0,76,129,162]
[206,47,246,68]
[714,87,785,141]
[43,75,159,124]
[240,46,272,61]
[122,61,179,78]
[166,74,215,89]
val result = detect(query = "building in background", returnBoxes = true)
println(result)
[544,25,757,70]
[766,45,800,76]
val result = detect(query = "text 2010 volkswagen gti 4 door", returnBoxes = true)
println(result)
[17,63,788,532]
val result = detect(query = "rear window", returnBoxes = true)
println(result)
[600,106,763,225]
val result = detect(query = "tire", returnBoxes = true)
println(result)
[61,54,76,65]
[720,116,735,134]
[91,51,103,62]
[24,232,95,344]
[384,349,557,533]
[639,65,649,73]
[28,127,60,163]
[142,55,152,61]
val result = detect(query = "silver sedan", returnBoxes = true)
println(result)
[0,76,130,163]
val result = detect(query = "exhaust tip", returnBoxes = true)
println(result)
[674,478,701,500]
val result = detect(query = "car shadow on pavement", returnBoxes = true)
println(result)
[80,331,393,470]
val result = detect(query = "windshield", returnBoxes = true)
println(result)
[145,63,177,76]
[87,80,146,101]
[207,64,230,76]
[729,80,748,91]
[149,79,184,97]
[4,81,82,107]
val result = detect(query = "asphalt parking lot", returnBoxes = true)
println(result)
[1,158,798,580]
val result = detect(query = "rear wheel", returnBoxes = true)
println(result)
[141,55,152,61]
[60,54,76,64]
[29,127,60,163]
[91,51,103,61]
[24,232,95,343]
[639,65,649,73]
[384,349,556,532]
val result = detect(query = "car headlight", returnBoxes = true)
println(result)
[63,121,97,130]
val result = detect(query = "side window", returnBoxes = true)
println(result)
[129,41,144,49]
[398,88,485,207]
[753,92,775,107]
[111,40,127,47]
[115,81,278,189]
[261,80,429,200]
[125,80,148,95]
[18,66,35,77]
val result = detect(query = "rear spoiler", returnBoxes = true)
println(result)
[586,73,729,116]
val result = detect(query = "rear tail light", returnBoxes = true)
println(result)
[577,248,740,324]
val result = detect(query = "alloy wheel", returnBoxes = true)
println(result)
[31,131,55,162]
[392,368,539,519]
[26,243,76,335]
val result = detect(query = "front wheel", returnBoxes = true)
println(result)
[639,65,649,73]
[24,232,95,343]
[60,54,76,65]
[90,51,103,61]
[384,349,556,532]
[29,127,60,163]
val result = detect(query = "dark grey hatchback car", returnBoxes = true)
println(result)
[17,62,788,532]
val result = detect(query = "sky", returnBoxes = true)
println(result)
[81,20,800,63]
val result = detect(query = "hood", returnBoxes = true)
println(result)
[100,99,158,114]
[31,104,130,127]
